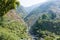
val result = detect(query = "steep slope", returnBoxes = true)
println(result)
[24,3,42,13]
[0,10,31,40]
[24,0,60,27]
[28,0,60,40]
[29,18,60,40]
[16,2,47,19]
[16,6,28,18]
[24,1,53,27]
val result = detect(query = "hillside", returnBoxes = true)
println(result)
[16,6,28,19]
[0,10,32,40]
[24,3,41,13]
[29,11,60,40]
[23,0,60,40]
[29,18,60,40]
[24,0,60,27]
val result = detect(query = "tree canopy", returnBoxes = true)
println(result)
[0,0,19,16]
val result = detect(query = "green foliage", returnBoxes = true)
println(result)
[0,0,31,40]
[0,14,30,40]
[41,14,48,19]
[0,27,20,40]
[57,38,60,40]
[30,17,60,40]
[0,0,19,25]
[48,10,56,19]
[0,0,19,16]
[0,10,31,40]
[41,13,56,20]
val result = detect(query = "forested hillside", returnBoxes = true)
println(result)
[1,0,60,40]
[29,14,60,40]
[24,0,60,40]
[24,0,60,27]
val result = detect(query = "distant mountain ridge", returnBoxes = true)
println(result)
[24,0,60,27]
[24,3,42,13]
[16,6,28,18]
[16,2,47,19]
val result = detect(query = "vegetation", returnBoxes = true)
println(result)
[0,0,19,25]
[0,10,31,40]
[0,0,31,40]
[29,14,60,40]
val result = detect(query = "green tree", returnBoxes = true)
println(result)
[42,14,48,19]
[0,0,19,26]
[57,38,60,40]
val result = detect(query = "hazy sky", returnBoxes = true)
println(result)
[18,0,47,7]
